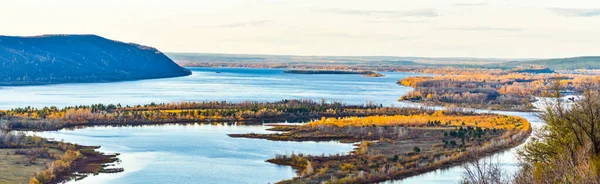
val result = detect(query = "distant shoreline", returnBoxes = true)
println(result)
[0,72,191,87]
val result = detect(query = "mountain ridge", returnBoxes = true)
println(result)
[495,56,600,70]
[0,34,191,86]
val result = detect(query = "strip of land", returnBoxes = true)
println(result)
[0,100,429,131]
[0,132,121,184]
[229,112,531,183]
[284,70,385,77]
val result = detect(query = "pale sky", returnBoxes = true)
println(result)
[1,0,599,58]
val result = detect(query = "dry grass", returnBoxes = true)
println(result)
[0,149,59,184]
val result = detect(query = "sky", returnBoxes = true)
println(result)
[1,0,599,58]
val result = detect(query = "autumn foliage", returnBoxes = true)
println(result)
[399,68,600,111]
[308,111,530,132]
[0,100,436,131]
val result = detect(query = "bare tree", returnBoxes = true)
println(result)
[461,157,510,184]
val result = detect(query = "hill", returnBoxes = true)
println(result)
[490,56,600,70]
[167,53,423,66]
[0,35,191,86]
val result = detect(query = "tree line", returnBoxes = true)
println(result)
[399,69,600,111]
[0,99,439,131]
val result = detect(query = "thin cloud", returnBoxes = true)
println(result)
[318,33,419,41]
[499,33,552,39]
[216,20,273,28]
[223,36,299,44]
[548,8,600,17]
[451,2,488,6]
[317,8,439,18]
[444,26,523,32]
[366,19,432,24]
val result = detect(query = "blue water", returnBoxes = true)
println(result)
[6,67,538,183]
[5,67,421,184]
[0,67,424,110]
[33,124,354,184]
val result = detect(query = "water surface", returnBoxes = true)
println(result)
[4,67,536,183]
[0,67,422,109]
[32,124,353,184]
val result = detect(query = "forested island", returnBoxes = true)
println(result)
[230,112,530,183]
[285,70,384,77]
[0,100,427,131]
[0,35,191,86]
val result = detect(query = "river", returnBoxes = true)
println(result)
[0,67,539,183]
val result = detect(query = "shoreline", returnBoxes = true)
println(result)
[0,72,191,87]
[52,145,123,184]
[0,137,123,184]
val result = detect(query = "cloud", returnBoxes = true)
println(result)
[317,33,419,41]
[498,33,551,39]
[365,19,432,24]
[317,8,438,18]
[548,8,600,17]
[444,26,523,32]
[223,36,299,44]
[451,2,488,6]
[216,20,273,28]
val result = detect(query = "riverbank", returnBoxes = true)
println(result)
[51,145,122,183]
[0,131,122,184]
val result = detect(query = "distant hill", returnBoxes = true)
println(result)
[511,68,555,74]
[0,35,191,86]
[490,56,600,70]
[167,53,423,66]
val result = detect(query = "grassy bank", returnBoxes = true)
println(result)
[0,132,121,184]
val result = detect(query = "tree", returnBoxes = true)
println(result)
[29,178,40,184]
[413,146,421,153]
[461,157,509,184]
[517,83,600,183]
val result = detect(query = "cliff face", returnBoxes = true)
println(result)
[0,34,191,85]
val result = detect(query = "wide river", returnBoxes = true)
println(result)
[0,67,542,183]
